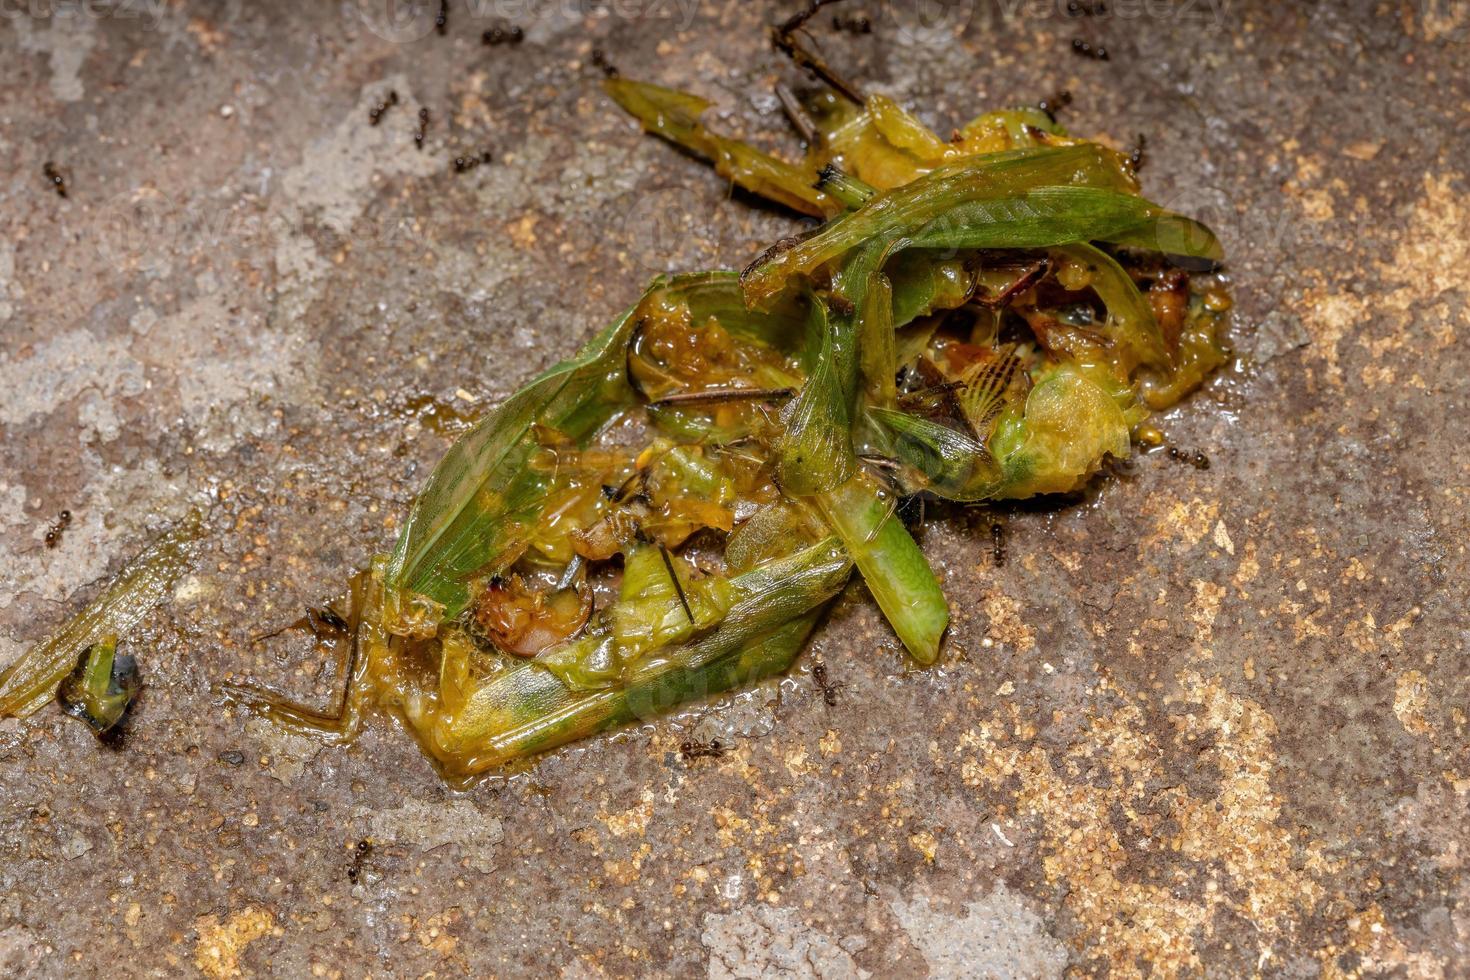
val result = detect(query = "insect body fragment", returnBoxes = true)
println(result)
[57,636,139,735]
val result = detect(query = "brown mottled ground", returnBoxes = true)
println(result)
[2,1,1467,976]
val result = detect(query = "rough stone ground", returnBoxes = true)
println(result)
[1,1,1467,976]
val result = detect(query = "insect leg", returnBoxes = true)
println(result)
[219,572,375,744]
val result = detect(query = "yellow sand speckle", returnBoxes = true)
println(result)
[1318,903,1445,979]
[1390,175,1470,298]
[1304,173,1469,387]
[712,806,752,849]
[194,907,276,980]
[601,788,656,837]
[1301,290,1363,382]
[1393,670,1434,736]
[508,213,540,249]
[414,907,463,957]
[967,671,1329,976]
[909,829,939,863]
[186,17,226,54]
[980,590,1036,652]
[782,743,811,778]
[1381,607,1421,651]
[1296,186,1337,221]
[1188,579,1226,649]
[1141,497,1219,553]
[1233,540,1260,595]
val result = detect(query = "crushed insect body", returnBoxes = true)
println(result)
[1,60,1230,787]
[207,70,1230,785]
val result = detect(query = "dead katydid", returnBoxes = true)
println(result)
[1,35,1230,786]
[208,60,1228,785]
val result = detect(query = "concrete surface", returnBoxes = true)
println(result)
[1,0,1467,976]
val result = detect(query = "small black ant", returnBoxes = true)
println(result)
[44,509,72,549]
[811,661,842,707]
[990,520,1007,567]
[368,90,398,126]
[435,0,447,35]
[482,25,524,46]
[413,107,430,150]
[1037,89,1072,121]
[680,738,724,760]
[831,12,871,33]
[347,839,372,882]
[42,162,67,198]
[452,150,493,173]
[1071,38,1109,60]
[1066,0,1107,15]
[1167,446,1211,470]
[1128,133,1147,171]
[590,48,619,79]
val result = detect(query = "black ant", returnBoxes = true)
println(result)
[811,661,842,707]
[452,150,492,173]
[1037,89,1072,121]
[590,48,619,79]
[413,107,429,150]
[44,509,72,549]
[1071,38,1109,60]
[680,738,724,760]
[831,12,871,33]
[435,0,447,35]
[482,25,524,46]
[251,604,348,645]
[368,90,398,126]
[1066,0,1107,15]
[989,520,1007,567]
[347,839,372,882]
[42,162,67,198]
[1167,446,1211,470]
[1128,133,1147,171]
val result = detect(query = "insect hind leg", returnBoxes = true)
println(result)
[218,574,375,744]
